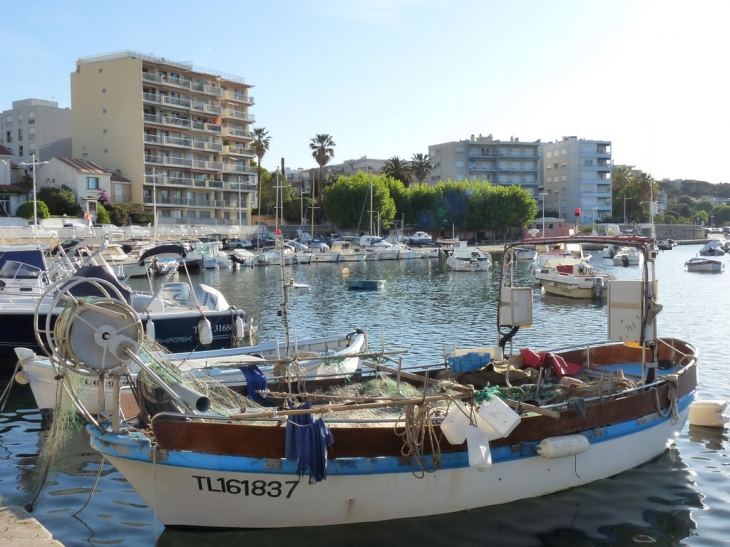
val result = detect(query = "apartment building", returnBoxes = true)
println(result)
[428,134,541,196]
[0,98,72,165]
[541,136,612,225]
[71,51,257,227]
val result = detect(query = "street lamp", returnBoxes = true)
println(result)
[623,196,633,225]
[18,152,49,235]
[540,192,547,237]
[592,207,597,232]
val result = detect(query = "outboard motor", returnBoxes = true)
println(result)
[622,255,629,267]
[193,284,230,311]
[159,282,191,304]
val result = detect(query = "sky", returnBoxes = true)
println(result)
[2,0,728,183]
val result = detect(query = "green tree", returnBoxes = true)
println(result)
[310,134,335,221]
[96,203,112,224]
[106,202,143,226]
[711,205,730,225]
[251,127,271,212]
[692,200,714,214]
[669,203,692,219]
[322,172,396,233]
[18,174,33,199]
[611,165,634,193]
[410,153,432,185]
[16,201,50,220]
[37,186,81,216]
[382,156,412,187]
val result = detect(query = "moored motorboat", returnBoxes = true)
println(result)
[446,247,491,271]
[534,260,615,299]
[16,330,368,415]
[685,256,725,273]
[698,239,725,256]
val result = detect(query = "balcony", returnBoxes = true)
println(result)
[223,91,254,105]
[224,163,256,175]
[193,140,223,152]
[224,144,253,157]
[144,134,192,148]
[192,160,223,171]
[191,121,222,134]
[192,81,222,97]
[222,127,253,139]
[161,95,192,109]
[190,102,222,115]
[224,109,254,123]
[145,155,193,168]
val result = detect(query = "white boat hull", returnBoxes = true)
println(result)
[91,402,691,529]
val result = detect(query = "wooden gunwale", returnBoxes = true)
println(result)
[151,343,697,460]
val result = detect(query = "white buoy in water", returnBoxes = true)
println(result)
[198,317,213,345]
[689,400,728,428]
[342,267,350,277]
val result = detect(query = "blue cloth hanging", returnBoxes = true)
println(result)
[239,364,267,403]
[285,401,333,484]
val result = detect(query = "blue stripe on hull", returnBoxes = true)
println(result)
[90,390,695,477]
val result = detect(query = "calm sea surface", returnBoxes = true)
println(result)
[0,243,728,547]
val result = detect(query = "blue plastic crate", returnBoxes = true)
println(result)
[448,352,491,373]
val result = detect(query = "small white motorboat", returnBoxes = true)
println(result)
[685,256,725,273]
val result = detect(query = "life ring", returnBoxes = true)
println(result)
[578,265,587,275]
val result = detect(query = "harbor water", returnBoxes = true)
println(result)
[0,243,728,546]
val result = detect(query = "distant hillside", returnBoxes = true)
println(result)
[659,180,730,199]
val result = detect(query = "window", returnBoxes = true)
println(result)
[18,129,23,140]
[5,131,10,143]
[29,143,36,152]
[87,177,99,190]
[28,112,34,124]
[114,184,122,201]
[583,159,593,167]
[18,113,23,122]
[553,163,558,169]
[19,145,23,156]
[28,127,35,140]
[561,150,566,155]
[98,68,103,73]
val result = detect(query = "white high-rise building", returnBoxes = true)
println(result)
[541,136,612,225]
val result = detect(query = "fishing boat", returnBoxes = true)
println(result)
[35,235,698,531]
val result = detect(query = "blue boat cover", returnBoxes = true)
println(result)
[285,401,333,483]
[239,364,267,402]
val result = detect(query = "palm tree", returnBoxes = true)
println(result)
[382,156,413,186]
[309,134,336,221]
[611,165,633,193]
[251,127,271,211]
[410,153,432,185]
